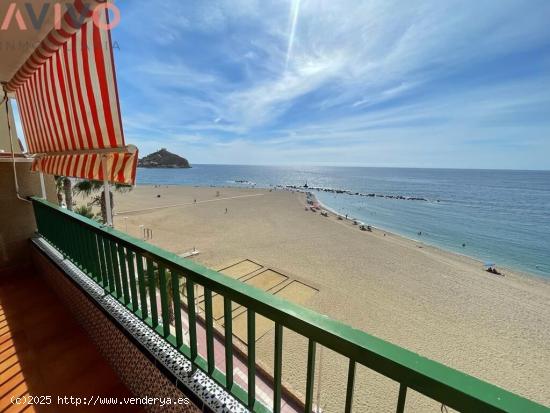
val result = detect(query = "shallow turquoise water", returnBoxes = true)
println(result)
[136,165,550,278]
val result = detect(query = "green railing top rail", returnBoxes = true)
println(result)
[31,197,549,413]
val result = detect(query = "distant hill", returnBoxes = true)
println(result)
[138,148,191,169]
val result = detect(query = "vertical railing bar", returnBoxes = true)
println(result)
[48,208,56,246]
[247,310,256,409]
[204,288,215,374]
[146,258,158,328]
[58,210,64,251]
[126,250,139,312]
[185,279,198,361]
[57,213,66,257]
[40,205,46,239]
[97,232,106,283]
[87,229,96,279]
[396,383,407,413]
[46,206,52,240]
[53,209,60,252]
[73,222,82,268]
[78,223,87,272]
[90,231,101,281]
[40,205,48,243]
[32,202,40,234]
[96,233,107,287]
[86,228,96,278]
[62,214,69,257]
[55,210,60,249]
[344,359,356,413]
[104,238,115,294]
[84,225,93,274]
[305,339,317,413]
[46,207,53,245]
[64,219,73,263]
[48,206,54,245]
[315,346,324,413]
[171,271,183,348]
[55,211,62,253]
[93,231,102,280]
[42,206,49,241]
[43,206,48,237]
[158,265,170,337]
[273,323,283,413]
[56,210,63,252]
[80,225,90,274]
[41,205,47,236]
[101,234,110,289]
[136,254,149,320]
[110,240,122,298]
[41,205,48,242]
[82,225,90,271]
[73,222,84,270]
[118,245,130,305]
[77,224,87,271]
[223,297,233,390]
[61,215,68,255]
[60,209,68,254]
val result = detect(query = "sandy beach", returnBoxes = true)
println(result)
[93,185,550,411]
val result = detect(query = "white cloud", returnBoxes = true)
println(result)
[117,0,550,168]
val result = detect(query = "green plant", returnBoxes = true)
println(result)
[73,179,132,224]
[74,204,95,219]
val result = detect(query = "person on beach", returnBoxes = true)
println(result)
[225,207,228,214]
[487,266,503,276]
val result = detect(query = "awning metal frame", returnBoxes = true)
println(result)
[31,145,138,159]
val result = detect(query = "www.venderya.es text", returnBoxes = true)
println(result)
[11,395,191,407]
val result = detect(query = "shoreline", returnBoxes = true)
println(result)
[117,181,547,281]
[114,182,550,290]
[134,166,550,281]
[306,190,549,283]
[127,182,548,281]
[117,184,545,281]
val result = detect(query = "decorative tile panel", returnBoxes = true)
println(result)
[32,238,249,413]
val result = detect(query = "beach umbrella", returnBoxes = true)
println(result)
[484,261,496,268]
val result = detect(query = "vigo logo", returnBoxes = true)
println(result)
[1,2,121,31]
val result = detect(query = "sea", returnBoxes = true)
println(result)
[136,165,550,278]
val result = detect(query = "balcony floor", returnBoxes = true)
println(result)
[0,267,143,412]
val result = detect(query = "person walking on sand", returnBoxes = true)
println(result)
[225,207,228,214]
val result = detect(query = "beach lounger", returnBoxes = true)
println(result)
[180,249,200,258]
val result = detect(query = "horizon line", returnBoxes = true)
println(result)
[137,163,550,172]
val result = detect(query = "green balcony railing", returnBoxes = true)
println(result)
[31,197,548,413]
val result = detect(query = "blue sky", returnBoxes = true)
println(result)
[110,0,550,169]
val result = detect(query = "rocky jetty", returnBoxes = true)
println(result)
[138,148,191,169]
[282,184,430,202]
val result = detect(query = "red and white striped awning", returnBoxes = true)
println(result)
[4,0,137,185]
